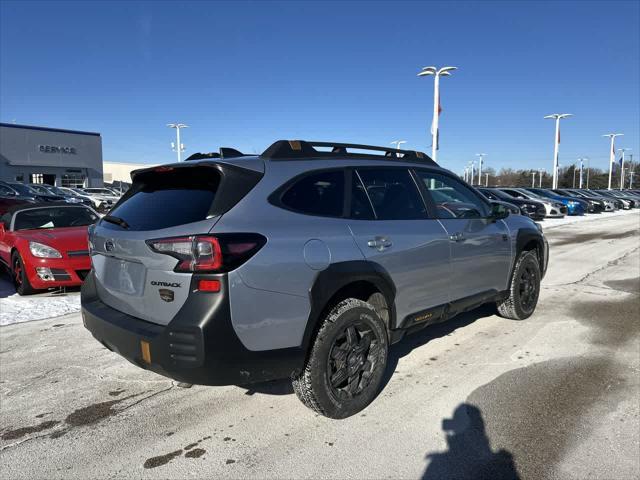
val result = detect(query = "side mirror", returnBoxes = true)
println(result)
[489,202,509,222]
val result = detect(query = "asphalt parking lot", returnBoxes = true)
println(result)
[0,211,638,479]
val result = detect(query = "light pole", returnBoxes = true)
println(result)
[618,148,630,190]
[572,165,577,188]
[418,65,457,162]
[630,169,635,189]
[538,168,544,188]
[578,158,584,189]
[469,160,475,185]
[603,133,623,190]
[167,123,188,162]
[485,173,489,187]
[390,140,407,158]
[544,114,572,189]
[585,158,591,189]
[476,153,486,185]
[531,171,536,188]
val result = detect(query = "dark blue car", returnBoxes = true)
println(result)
[525,188,587,215]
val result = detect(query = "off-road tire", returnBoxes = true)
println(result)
[12,251,37,295]
[292,298,389,419]
[496,250,540,320]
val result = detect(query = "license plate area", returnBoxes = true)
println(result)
[98,256,146,296]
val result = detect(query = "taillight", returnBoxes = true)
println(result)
[147,234,266,273]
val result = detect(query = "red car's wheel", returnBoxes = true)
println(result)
[11,252,36,296]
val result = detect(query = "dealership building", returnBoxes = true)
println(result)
[0,122,103,187]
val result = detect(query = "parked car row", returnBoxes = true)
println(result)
[476,186,640,220]
[0,181,121,213]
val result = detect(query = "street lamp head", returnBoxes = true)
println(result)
[167,123,189,129]
[418,66,457,77]
[544,113,572,119]
[603,133,623,138]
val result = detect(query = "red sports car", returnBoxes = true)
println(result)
[0,203,98,295]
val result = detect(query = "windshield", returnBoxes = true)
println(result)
[29,184,53,194]
[85,188,114,195]
[527,189,554,199]
[13,206,98,230]
[47,186,69,195]
[9,183,37,195]
[490,189,516,201]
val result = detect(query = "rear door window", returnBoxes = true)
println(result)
[107,167,221,230]
[279,170,345,217]
[356,168,426,220]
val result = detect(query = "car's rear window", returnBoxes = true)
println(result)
[14,206,98,230]
[107,167,221,231]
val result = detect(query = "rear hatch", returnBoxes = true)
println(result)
[90,161,263,325]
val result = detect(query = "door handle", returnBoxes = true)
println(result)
[367,236,392,251]
[449,232,465,242]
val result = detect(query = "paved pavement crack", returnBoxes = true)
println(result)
[545,246,639,288]
[118,385,176,413]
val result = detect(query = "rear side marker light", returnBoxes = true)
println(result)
[198,280,221,292]
[140,340,151,364]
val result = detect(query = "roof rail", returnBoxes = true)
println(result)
[260,140,436,165]
[185,147,248,161]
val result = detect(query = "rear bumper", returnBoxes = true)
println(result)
[81,272,305,386]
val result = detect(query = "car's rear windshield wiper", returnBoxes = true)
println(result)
[102,215,130,229]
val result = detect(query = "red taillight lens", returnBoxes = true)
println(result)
[198,279,221,292]
[147,234,265,273]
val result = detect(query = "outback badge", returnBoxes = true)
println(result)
[159,288,174,302]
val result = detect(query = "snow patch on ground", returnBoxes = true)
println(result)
[0,277,80,326]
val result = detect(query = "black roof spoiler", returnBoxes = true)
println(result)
[260,140,437,165]
[185,147,248,161]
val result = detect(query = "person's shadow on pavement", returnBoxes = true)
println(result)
[423,403,520,480]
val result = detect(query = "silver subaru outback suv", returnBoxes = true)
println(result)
[82,140,548,418]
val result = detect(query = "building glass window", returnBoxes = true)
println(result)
[62,174,86,188]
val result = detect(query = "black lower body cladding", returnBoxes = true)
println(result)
[81,272,305,385]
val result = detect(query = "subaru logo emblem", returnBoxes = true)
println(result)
[159,289,174,302]
[104,240,115,252]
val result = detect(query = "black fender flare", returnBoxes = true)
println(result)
[512,228,547,282]
[300,261,396,352]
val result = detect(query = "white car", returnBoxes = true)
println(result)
[58,187,100,209]
[76,188,119,212]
